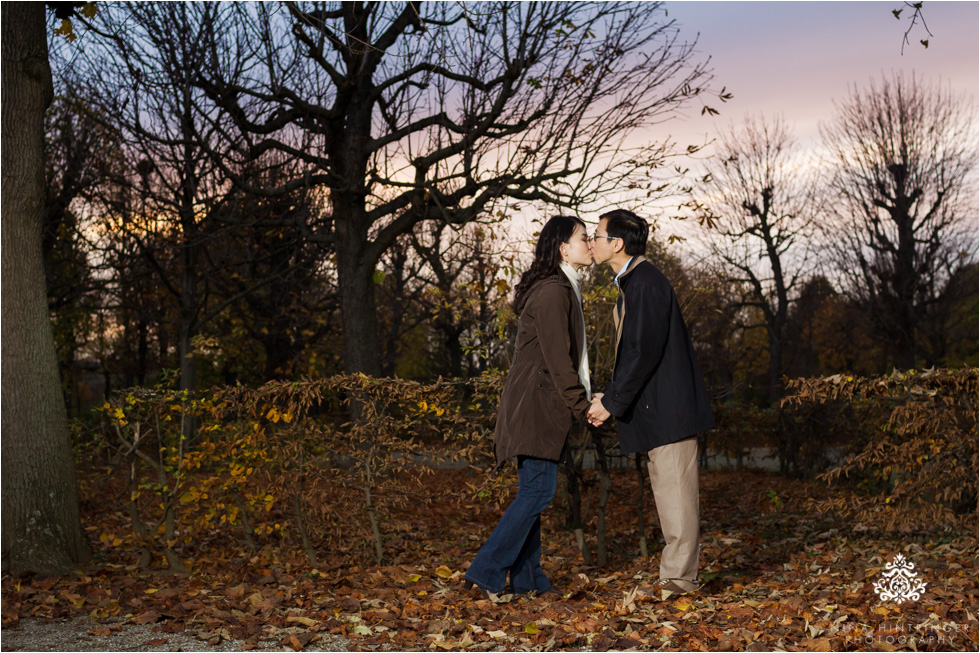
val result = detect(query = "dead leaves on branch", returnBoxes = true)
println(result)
[83,373,503,571]
[84,368,976,576]
[784,368,978,532]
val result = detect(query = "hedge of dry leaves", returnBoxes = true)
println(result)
[73,374,504,571]
[784,367,978,532]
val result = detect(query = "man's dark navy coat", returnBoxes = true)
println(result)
[600,256,714,454]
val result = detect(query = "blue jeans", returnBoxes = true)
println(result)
[465,456,557,594]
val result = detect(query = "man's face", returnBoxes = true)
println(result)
[590,218,618,265]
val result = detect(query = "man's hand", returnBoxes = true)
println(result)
[587,394,611,427]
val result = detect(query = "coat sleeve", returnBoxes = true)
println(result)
[601,272,671,418]
[532,284,591,423]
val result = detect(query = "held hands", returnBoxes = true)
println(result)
[587,393,611,427]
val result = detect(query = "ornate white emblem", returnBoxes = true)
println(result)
[873,554,926,604]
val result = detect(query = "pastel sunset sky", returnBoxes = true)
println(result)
[510,1,979,246]
[662,1,979,152]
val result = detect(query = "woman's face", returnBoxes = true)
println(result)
[561,223,594,269]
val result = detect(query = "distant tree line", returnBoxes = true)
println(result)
[684,72,977,403]
[42,1,722,406]
[41,4,977,416]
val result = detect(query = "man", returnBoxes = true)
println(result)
[587,209,713,599]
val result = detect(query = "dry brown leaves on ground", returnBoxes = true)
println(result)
[3,469,977,651]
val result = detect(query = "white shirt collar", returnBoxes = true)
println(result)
[614,256,635,287]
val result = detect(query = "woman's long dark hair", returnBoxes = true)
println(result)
[513,215,586,312]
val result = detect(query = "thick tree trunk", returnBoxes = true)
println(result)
[891,170,919,371]
[893,298,917,371]
[1,2,91,574]
[763,209,788,405]
[338,263,381,376]
[335,219,382,376]
[331,52,382,376]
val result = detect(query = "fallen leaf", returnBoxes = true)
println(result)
[287,616,318,628]
[133,610,161,625]
[675,597,694,611]
[434,565,454,579]
[804,637,834,651]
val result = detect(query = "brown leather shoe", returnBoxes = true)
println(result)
[635,579,700,601]
[461,578,492,600]
[535,586,564,599]
[660,579,699,599]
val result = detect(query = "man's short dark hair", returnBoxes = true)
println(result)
[600,209,648,256]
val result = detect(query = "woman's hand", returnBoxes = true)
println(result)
[588,394,610,427]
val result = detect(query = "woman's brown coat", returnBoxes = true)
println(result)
[494,273,591,468]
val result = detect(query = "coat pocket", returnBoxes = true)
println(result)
[535,372,568,419]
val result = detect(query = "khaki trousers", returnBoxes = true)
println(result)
[646,437,700,591]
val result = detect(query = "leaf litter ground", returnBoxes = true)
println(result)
[2,469,977,651]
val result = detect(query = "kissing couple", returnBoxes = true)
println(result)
[463,210,714,601]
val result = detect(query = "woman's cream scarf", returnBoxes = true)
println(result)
[559,262,591,400]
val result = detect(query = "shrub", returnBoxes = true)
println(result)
[85,373,501,570]
[783,368,978,531]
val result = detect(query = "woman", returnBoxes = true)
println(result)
[463,215,595,598]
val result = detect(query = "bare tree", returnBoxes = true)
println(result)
[69,4,334,401]
[373,221,513,378]
[66,3,238,402]
[191,1,717,375]
[409,222,514,377]
[43,89,117,410]
[688,115,817,403]
[43,90,111,310]
[820,72,979,370]
[203,167,338,381]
